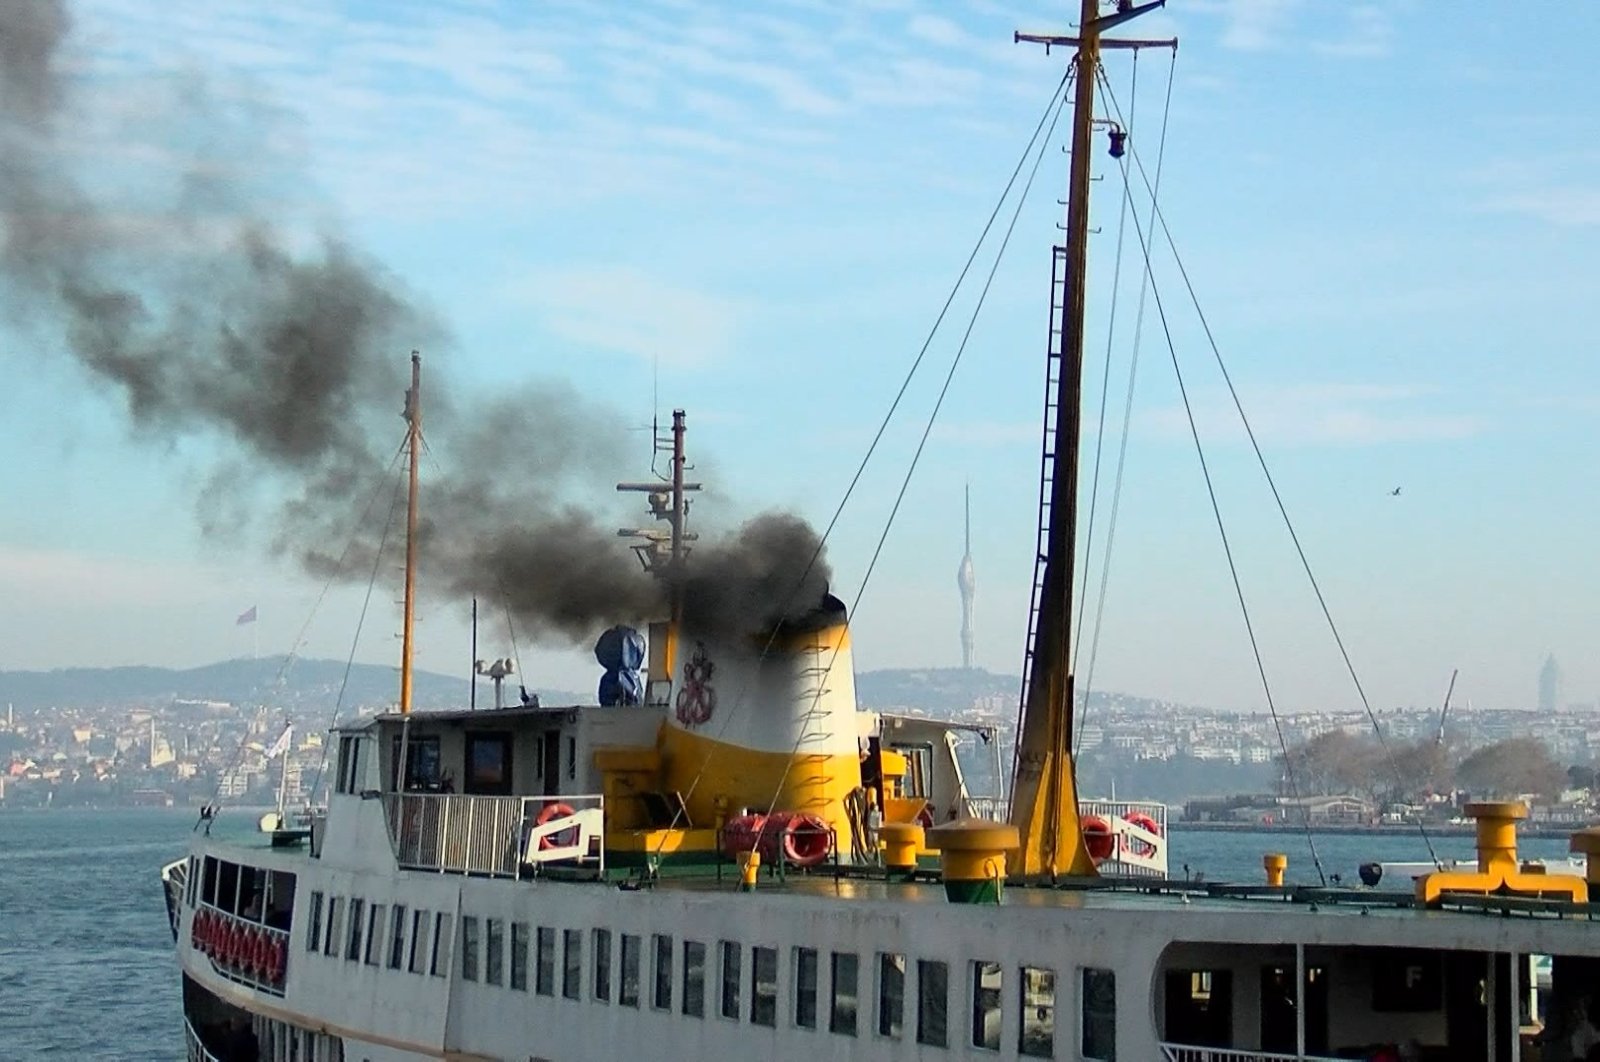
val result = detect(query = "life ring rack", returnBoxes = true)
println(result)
[535,802,579,850]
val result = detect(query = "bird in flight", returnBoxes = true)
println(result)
[1388,487,1402,496]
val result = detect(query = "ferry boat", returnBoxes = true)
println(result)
[161,4,1600,1061]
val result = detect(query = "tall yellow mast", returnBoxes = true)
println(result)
[1009,1,1170,878]
[399,351,421,716]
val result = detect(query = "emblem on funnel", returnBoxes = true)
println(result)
[675,643,717,727]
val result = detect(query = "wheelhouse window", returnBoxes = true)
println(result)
[652,934,674,1011]
[510,922,529,991]
[971,960,1002,1051]
[305,892,324,953]
[719,940,741,1020]
[390,734,442,792]
[594,929,613,1002]
[752,946,778,1027]
[878,952,905,1038]
[536,927,555,996]
[830,952,859,1036]
[917,959,949,1047]
[464,732,513,795]
[796,947,819,1029]
[1081,967,1116,1061]
[1019,965,1056,1057]
[620,933,641,1007]
[485,918,505,986]
[460,916,480,982]
[563,930,582,1000]
[683,940,706,1018]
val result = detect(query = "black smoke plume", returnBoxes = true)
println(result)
[0,2,830,645]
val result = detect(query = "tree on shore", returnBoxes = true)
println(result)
[1455,738,1565,800]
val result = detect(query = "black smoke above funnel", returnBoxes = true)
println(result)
[0,1,832,646]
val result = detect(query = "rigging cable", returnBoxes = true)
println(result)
[304,445,411,802]
[1076,46,1178,758]
[1099,68,1443,870]
[647,68,1077,856]
[1098,64,1330,886]
[757,67,1074,827]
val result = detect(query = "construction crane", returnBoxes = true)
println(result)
[1435,668,1459,746]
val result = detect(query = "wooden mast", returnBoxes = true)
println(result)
[1009,0,1168,878]
[399,351,422,716]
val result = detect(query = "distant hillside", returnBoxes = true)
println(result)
[853,666,1182,717]
[0,657,581,711]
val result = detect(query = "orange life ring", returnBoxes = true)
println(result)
[1122,811,1161,857]
[1082,815,1115,862]
[536,802,578,850]
[254,931,271,979]
[191,911,205,949]
[221,923,236,966]
[266,937,286,984]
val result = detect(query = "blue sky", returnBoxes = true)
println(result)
[1,0,1596,713]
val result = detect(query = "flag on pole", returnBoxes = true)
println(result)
[236,605,257,626]
[265,724,293,760]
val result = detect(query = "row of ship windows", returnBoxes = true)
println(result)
[300,890,1115,1059]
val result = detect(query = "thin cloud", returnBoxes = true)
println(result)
[1141,383,1487,446]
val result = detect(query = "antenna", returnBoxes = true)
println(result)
[1435,668,1458,746]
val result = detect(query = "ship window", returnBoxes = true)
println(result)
[345,899,365,961]
[683,940,706,1018]
[917,959,948,1047]
[306,892,324,954]
[830,952,860,1036]
[389,734,441,792]
[460,915,480,981]
[593,929,613,1002]
[510,922,529,991]
[536,926,556,995]
[1081,967,1115,1061]
[485,918,505,986]
[620,933,641,1007]
[323,897,343,956]
[795,947,819,1029]
[364,904,386,966]
[202,856,217,906]
[719,940,741,1020]
[431,913,451,977]
[186,857,198,907]
[1019,965,1056,1057]
[388,904,408,969]
[563,929,582,999]
[878,952,905,1038]
[752,946,778,1027]
[465,733,513,796]
[652,933,673,1010]
[568,737,577,780]
[409,909,430,975]
[217,862,239,915]
[971,960,1002,1051]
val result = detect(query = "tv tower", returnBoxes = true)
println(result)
[957,484,975,670]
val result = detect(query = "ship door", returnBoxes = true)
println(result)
[1259,963,1327,1054]
[1163,969,1233,1048]
[542,729,561,796]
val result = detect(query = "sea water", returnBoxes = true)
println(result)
[0,807,1581,1058]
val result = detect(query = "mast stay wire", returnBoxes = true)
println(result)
[1096,64,1330,886]
[1098,69,1443,870]
[199,439,409,826]
[307,456,411,801]
[754,69,1074,828]
[1076,46,1178,758]
[648,68,1076,857]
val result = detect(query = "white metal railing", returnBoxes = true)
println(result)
[966,795,1010,820]
[384,792,605,878]
[1160,1045,1345,1062]
[960,798,1169,877]
[184,1017,221,1062]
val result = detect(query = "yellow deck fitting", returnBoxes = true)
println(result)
[1415,801,1587,905]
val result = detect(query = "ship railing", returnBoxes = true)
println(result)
[959,797,1170,877]
[190,901,290,997]
[1159,1045,1345,1062]
[384,792,606,879]
[965,795,1010,820]
[184,1017,222,1062]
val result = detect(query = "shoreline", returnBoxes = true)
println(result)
[1172,820,1585,840]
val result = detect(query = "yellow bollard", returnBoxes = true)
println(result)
[880,823,924,880]
[1263,853,1287,887]
[737,850,760,892]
